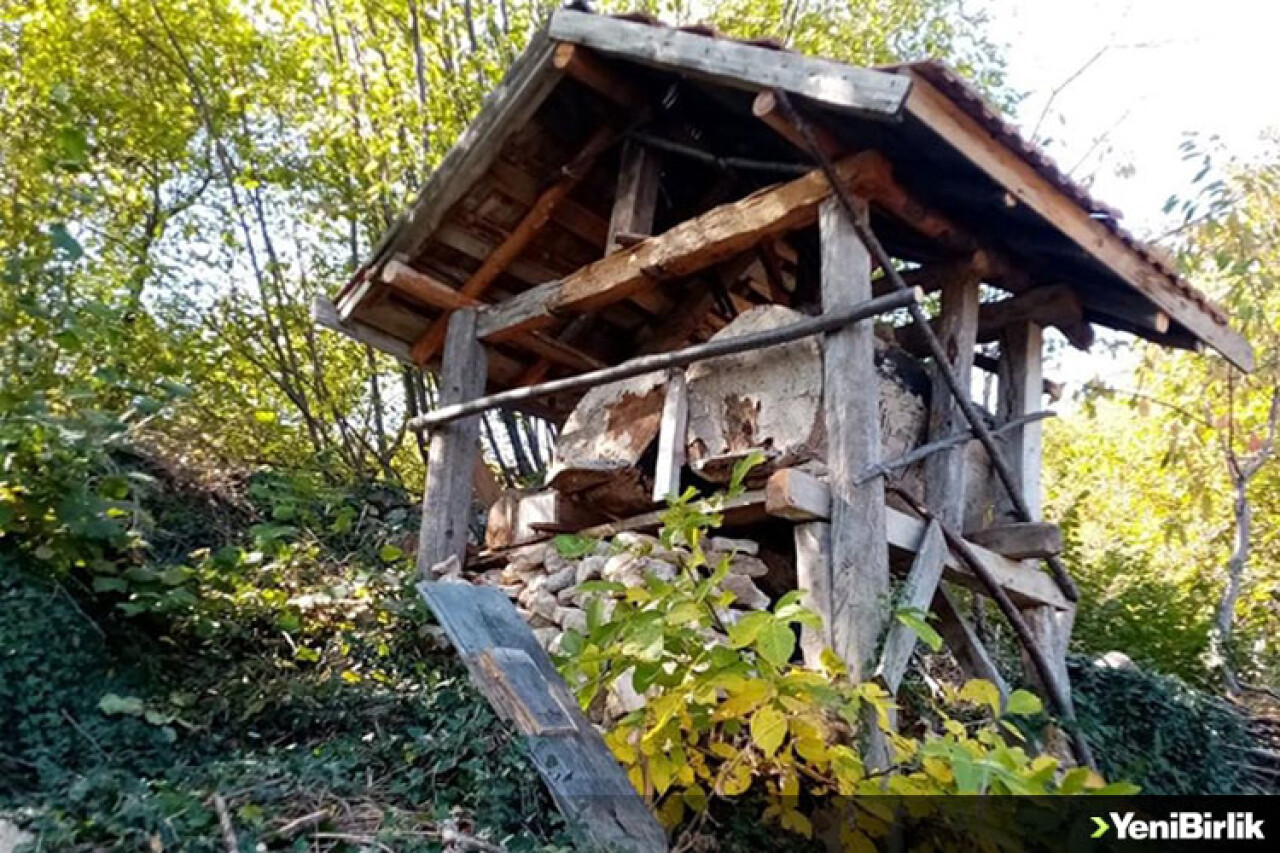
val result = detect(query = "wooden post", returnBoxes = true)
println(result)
[818,197,889,681]
[924,272,981,526]
[417,309,487,575]
[999,321,1076,721]
[794,521,833,668]
[652,368,688,501]
[607,139,660,254]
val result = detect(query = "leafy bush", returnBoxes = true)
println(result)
[556,458,1135,847]
[1071,655,1253,794]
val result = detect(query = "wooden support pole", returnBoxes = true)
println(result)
[607,139,661,254]
[923,271,981,527]
[416,309,487,575]
[818,196,890,682]
[932,586,1010,699]
[652,368,688,501]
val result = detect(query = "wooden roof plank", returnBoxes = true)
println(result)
[902,71,1253,371]
[549,9,911,121]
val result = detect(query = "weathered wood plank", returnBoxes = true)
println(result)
[608,139,661,254]
[416,310,487,574]
[998,321,1045,519]
[652,369,688,501]
[418,582,667,853]
[904,70,1252,371]
[875,520,947,693]
[923,272,980,528]
[794,521,833,668]
[761,468,1070,610]
[966,521,1062,560]
[473,152,892,341]
[486,489,606,549]
[550,10,911,120]
[932,586,1010,699]
[819,196,889,683]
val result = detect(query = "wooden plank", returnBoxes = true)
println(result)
[475,152,892,340]
[819,196,889,682]
[410,124,618,365]
[652,369,688,501]
[607,139,661,254]
[416,309,487,574]
[418,582,666,853]
[549,9,911,120]
[794,522,833,668]
[762,468,1069,610]
[966,521,1062,560]
[932,586,1010,699]
[923,272,980,528]
[903,71,1253,371]
[486,489,606,549]
[875,520,947,693]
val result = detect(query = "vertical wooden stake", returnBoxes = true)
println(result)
[652,368,689,501]
[818,197,889,682]
[417,308,487,575]
[923,272,981,527]
[794,521,833,668]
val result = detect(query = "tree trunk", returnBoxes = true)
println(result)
[1212,473,1250,695]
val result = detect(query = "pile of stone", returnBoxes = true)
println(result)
[429,532,773,651]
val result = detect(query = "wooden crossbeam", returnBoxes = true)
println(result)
[763,468,1069,610]
[474,152,892,342]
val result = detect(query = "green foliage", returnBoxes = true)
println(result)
[1071,656,1254,795]
[556,471,1132,846]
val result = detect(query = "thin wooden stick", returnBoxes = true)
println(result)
[771,89,1080,604]
[890,487,1097,771]
[212,794,239,853]
[409,287,919,431]
[856,411,1056,484]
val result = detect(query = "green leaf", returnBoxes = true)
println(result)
[755,619,796,668]
[253,410,277,424]
[750,705,787,758]
[1004,689,1043,717]
[553,534,596,558]
[894,607,943,652]
[727,611,773,649]
[378,543,403,562]
[98,693,145,717]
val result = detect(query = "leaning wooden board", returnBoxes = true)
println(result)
[418,582,667,853]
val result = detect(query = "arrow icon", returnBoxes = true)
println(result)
[1091,816,1110,838]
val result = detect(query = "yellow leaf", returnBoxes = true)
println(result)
[650,753,674,795]
[780,807,813,838]
[842,828,877,853]
[657,794,685,828]
[715,678,774,719]
[627,764,646,795]
[718,762,753,796]
[750,705,787,759]
[708,741,738,760]
[959,679,1002,716]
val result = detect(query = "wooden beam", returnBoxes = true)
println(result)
[381,261,606,373]
[409,125,618,365]
[762,468,1070,610]
[923,271,980,528]
[416,309,487,575]
[875,519,947,693]
[966,522,1062,560]
[897,285,1094,355]
[998,321,1045,519]
[552,42,648,109]
[475,152,893,341]
[903,70,1253,371]
[418,582,667,852]
[819,197,889,683]
[652,369,688,501]
[550,9,912,120]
